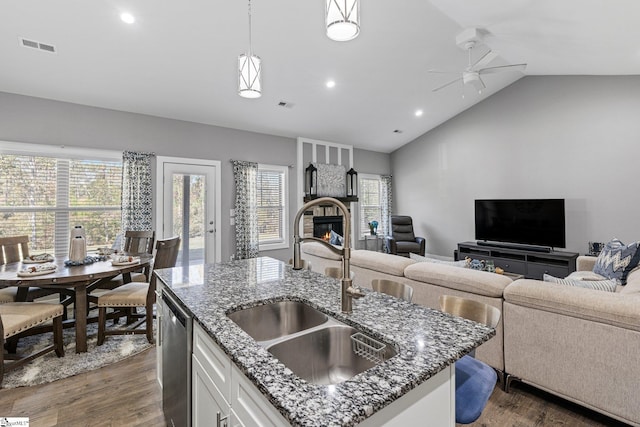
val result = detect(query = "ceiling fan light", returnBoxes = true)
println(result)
[326,0,359,41]
[238,53,262,98]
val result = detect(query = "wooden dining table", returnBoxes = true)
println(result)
[0,256,152,353]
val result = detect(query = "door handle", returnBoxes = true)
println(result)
[216,412,229,427]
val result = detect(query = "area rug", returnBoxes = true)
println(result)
[2,318,155,389]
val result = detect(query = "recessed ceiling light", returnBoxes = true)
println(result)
[120,12,136,24]
[326,80,336,88]
[415,109,424,117]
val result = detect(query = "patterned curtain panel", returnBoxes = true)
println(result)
[121,151,154,233]
[233,160,259,260]
[380,175,393,237]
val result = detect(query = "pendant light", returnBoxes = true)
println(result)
[238,0,261,98]
[326,0,360,41]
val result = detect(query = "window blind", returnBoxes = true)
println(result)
[257,168,285,244]
[359,177,382,237]
[0,153,122,258]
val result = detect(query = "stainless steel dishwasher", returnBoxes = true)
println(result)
[161,290,193,427]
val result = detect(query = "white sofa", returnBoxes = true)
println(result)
[503,256,640,426]
[301,243,640,426]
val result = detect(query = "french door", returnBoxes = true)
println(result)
[156,157,221,267]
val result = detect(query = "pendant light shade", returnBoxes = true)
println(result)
[238,53,262,98]
[238,0,262,98]
[326,0,360,41]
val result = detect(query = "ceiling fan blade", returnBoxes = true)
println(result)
[432,77,463,92]
[479,63,527,74]
[472,50,498,70]
[468,76,486,92]
[427,69,459,74]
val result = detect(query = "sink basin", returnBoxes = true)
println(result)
[228,301,328,341]
[267,326,397,385]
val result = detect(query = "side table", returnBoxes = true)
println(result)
[364,234,380,252]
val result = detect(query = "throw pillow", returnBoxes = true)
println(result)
[329,230,343,246]
[543,273,617,292]
[409,252,467,268]
[565,271,608,281]
[593,238,640,285]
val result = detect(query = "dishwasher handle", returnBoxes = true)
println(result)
[163,292,188,327]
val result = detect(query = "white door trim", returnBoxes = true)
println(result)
[155,156,222,263]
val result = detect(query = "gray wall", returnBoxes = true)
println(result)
[391,76,640,257]
[0,91,390,261]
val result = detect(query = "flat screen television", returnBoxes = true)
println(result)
[475,199,566,248]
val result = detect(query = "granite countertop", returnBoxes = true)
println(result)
[155,257,495,427]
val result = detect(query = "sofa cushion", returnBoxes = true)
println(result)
[543,274,617,292]
[621,269,640,295]
[404,262,512,298]
[301,242,343,261]
[409,252,467,268]
[350,250,415,277]
[593,238,640,285]
[504,279,640,332]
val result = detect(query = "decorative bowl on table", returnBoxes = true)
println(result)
[111,255,140,266]
[17,262,57,277]
[23,253,54,263]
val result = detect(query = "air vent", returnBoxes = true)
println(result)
[277,101,294,109]
[19,37,57,54]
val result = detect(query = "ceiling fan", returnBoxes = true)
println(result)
[429,28,527,93]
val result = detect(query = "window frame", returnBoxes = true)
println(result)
[0,141,123,257]
[358,173,383,239]
[256,163,289,251]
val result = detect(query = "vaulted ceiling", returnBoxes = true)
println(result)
[1,1,638,153]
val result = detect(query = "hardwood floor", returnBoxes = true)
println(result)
[0,347,630,426]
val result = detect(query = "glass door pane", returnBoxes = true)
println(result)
[171,173,205,267]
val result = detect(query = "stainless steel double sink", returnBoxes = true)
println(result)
[227,301,397,385]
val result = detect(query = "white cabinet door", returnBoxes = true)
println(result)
[231,365,289,427]
[193,355,232,427]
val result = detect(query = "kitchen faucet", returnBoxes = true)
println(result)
[292,197,365,314]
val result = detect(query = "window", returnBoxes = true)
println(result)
[257,164,288,250]
[359,174,382,238]
[0,143,122,258]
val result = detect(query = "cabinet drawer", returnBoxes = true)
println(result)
[193,323,232,402]
[527,264,569,280]
[492,258,526,275]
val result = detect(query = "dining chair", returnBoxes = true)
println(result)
[371,279,414,302]
[1,301,65,386]
[439,295,501,424]
[324,266,356,280]
[0,236,73,310]
[106,230,156,289]
[97,236,180,345]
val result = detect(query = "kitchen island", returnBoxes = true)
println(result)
[155,257,495,426]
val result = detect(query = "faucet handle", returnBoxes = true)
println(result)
[347,285,366,299]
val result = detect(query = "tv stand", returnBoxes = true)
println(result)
[455,241,578,280]
[476,241,552,253]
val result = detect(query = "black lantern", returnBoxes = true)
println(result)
[346,168,358,197]
[305,163,318,197]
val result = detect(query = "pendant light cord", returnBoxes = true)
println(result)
[248,0,253,56]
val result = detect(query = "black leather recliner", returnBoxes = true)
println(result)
[385,215,425,257]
